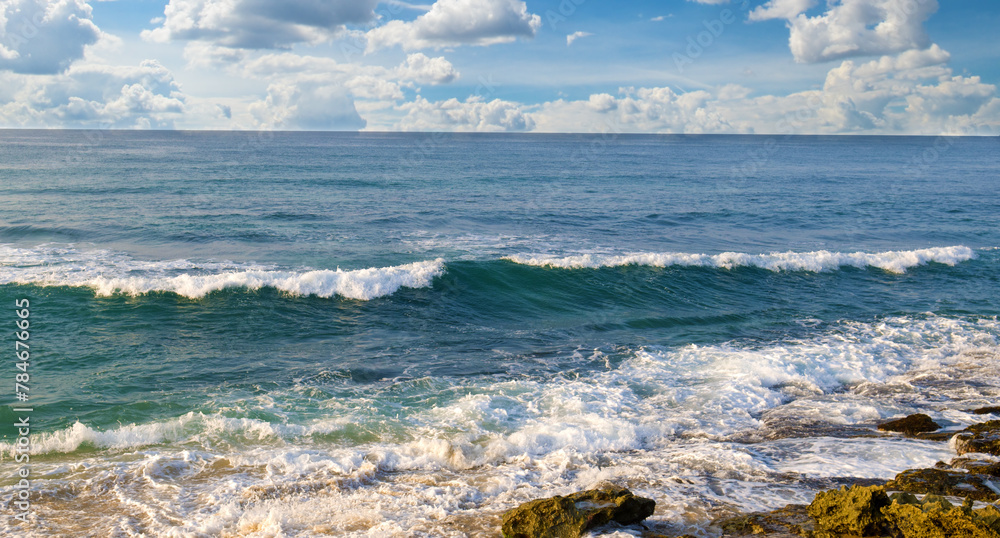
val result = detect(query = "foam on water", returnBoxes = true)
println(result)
[0,245,445,300]
[505,246,976,273]
[5,315,997,536]
[9,316,996,461]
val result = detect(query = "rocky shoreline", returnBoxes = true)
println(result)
[501,409,1000,537]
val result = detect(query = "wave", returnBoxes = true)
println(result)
[0,246,444,300]
[11,315,997,459]
[504,246,976,273]
[0,245,981,301]
[2,315,991,536]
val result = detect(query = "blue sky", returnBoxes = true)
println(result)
[1,0,998,134]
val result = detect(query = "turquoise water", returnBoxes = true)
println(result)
[1,131,999,536]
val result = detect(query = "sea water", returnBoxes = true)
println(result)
[0,131,998,536]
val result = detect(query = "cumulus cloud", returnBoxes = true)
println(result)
[0,0,102,74]
[366,0,541,51]
[386,43,998,136]
[533,86,732,133]
[142,0,379,49]
[395,95,534,131]
[394,52,459,84]
[751,0,939,63]
[234,50,458,129]
[248,81,366,130]
[0,59,185,128]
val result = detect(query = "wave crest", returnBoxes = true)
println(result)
[0,246,444,300]
[505,246,975,273]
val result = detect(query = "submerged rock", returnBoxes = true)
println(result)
[886,468,1000,502]
[955,421,1000,456]
[914,431,957,442]
[501,485,655,538]
[878,414,941,436]
[717,504,813,536]
[807,484,892,536]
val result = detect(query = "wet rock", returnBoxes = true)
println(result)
[716,504,813,536]
[501,485,655,538]
[969,407,1000,415]
[878,414,941,436]
[965,422,1000,434]
[886,468,1000,502]
[882,494,1000,538]
[949,458,1000,477]
[914,431,958,442]
[955,421,1000,456]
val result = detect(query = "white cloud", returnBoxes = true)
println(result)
[752,0,939,63]
[748,0,816,22]
[233,50,458,129]
[395,95,534,131]
[533,86,733,134]
[366,0,541,51]
[0,59,185,128]
[182,42,249,68]
[242,51,457,91]
[0,0,103,74]
[142,0,379,49]
[345,75,405,101]
[380,44,998,136]
[248,81,366,130]
[587,93,616,112]
[395,52,458,84]
[566,31,592,46]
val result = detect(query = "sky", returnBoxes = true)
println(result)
[0,0,998,134]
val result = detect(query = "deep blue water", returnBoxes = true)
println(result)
[1,131,998,536]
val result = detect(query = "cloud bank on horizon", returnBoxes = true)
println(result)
[0,0,997,135]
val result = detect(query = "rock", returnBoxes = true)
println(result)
[949,458,1000,477]
[969,407,1000,415]
[501,485,656,538]
[715,484,1000,537]
[955,421,1000,456]
[716,504,813,536]
[882,494,1000,538]
[807,484,892,536]
[914,431,958,442]
[879,414,941,436]
[965,421,1000,434]
[886,468,1000,502]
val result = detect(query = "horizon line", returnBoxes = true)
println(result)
[0,128,997,138]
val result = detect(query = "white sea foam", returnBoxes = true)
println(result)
[8,316,996,462]
[0,245,445,300]
[4,315,997,537]
[505,245,976,273]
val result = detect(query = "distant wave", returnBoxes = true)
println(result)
[0,246,444,300]
[505,246,975,274]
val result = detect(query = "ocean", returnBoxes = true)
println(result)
[1,130,998,537]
